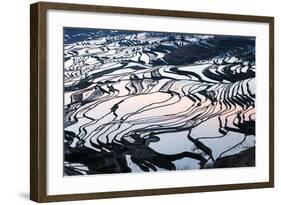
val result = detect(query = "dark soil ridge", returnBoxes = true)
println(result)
[214,147,255,168]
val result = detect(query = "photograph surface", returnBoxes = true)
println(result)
[63,27,256,176]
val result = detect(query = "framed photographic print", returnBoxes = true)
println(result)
[30,1,274,202]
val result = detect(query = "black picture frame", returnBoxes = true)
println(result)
[30,1,274,202]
